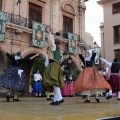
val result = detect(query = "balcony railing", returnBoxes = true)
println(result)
[6,13,34,29]
[6,13,80,42]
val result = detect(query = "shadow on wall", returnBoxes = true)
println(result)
[0,51,6,74]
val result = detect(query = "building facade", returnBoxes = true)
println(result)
[98,0,120,63]
[85,32,94,49]
[0,0,88,95]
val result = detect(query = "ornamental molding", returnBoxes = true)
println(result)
[61,1,76,15]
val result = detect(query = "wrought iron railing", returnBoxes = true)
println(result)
[6,13,79,41]
[6,13,33,29]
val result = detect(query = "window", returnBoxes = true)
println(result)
[29,3,42,23]
[114,25,120,44]
[112,2,120,14]
[63,16,73,33]
[0,0,2,11]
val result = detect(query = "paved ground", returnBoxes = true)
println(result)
[0,97,120,120]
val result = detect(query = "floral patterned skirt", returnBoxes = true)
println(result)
[0,66,26,93]
[74,67,111,95]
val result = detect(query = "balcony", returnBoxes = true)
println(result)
[6,13,33,29]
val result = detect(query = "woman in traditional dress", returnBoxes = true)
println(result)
[0,47,39,102]
[33,70,43,97]
[68,74,74,97]
[61,75,68,97]
[43,27,64,105]
[99,58,120,100]
[74,43,111,103]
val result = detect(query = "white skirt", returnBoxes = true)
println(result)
[80,88,106,96]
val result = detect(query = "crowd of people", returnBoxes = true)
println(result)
[0,27,120,106]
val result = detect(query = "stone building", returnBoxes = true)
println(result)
[98,0,120,63]
[0,0,88,94]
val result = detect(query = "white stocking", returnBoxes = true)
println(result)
[39,93,41,96]
[14,93,18,99]
[53,86,62,101]
[53,90,57,102]
[106,92,109,97]
[95,94,98,99]
[118,91,120,99]
[109,90,112,96]
[46,91,50,98]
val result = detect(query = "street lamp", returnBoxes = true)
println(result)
[63,51,67,60]
[63,51,72,67]
[17,0,21,24]
[68,56,72,64]
[63,51,67,68]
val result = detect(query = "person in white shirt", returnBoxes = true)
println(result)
[33,70,43,97]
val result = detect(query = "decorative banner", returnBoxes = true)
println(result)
[0,11,6,41]
[32,21,45,47]
[68,32,77,53]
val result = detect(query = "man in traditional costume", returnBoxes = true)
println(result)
[43,27,64,105]
[99,58,120,100]
[74,43,111,103]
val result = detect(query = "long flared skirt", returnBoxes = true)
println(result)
[74,67,111,96]
[61,83,68,96]
[0,66,26,93]
[108,74,120,92]
[68,82,74,96]
[33,81,43,93]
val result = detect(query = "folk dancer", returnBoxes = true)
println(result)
[0,47,39,102]
[43,27,64,105]
[74,43,111,103]
[99,58,120,100]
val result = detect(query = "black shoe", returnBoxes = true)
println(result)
[82,96,86,99]
[84,100,90,103]
[50,101,59,105]
[118,98,120,101]
[96,98,100,103]
[13,99,21,102]
[7,95,10,102]
[106,95,112,100]
[58,99,64,104]
[47,98,52,101]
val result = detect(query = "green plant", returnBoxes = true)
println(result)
[63,69,71,81]
[75,69,81,79]
[6,53,15,69]
[30,58,45,88]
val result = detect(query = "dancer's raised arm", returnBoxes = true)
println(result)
[99,58,112,67]
[46,27,56,51]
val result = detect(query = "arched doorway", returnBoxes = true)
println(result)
[22,53,45,96]
[60,60,78,77]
